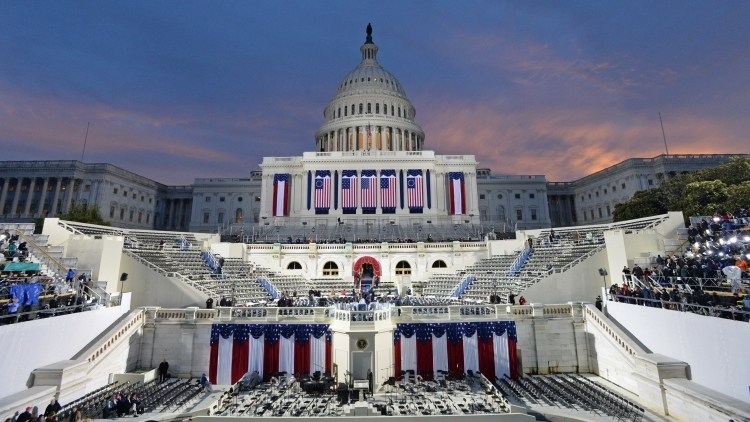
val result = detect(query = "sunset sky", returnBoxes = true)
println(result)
[2,1,748,185]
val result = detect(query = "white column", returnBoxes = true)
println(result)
[435,172,444,213]
[466,172,478,219]
[23,177,37,215]
[64,178,76,214]
[10,178,22,217]
[168,199,175,228]
[37,178,50,217]
[0,178,9,216]
[50,178,62,216]
[259,173,270,219]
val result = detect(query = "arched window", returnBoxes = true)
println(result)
[395,260,411,275]
[351,104,355,115]
[323,261,339,276]
[235,208,244,224]
[359,103,363,114]
[375,103,380,114]
[287,261,302,270]
[498,205,506,221]
[432,260,447,268]
[367,103,371,113]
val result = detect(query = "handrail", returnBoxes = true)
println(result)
[506,248,531,276]
[583,304,638,358]
[14,229,69,276]
[56,220,86,235]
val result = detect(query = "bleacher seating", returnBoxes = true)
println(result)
[497,374,645,421]
[57,378,207,419]
[422,215,672,304]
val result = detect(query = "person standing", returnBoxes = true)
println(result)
[158,359,169,383]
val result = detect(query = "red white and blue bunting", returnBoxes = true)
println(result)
[209,324,332,385]
[393,321,518,381]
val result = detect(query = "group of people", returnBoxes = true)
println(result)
[1,231,29,262]
[10,398,86,422]
[609,282,749,321]
[102,393,141,418]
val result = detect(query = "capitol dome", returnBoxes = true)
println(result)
[315,24,425,153]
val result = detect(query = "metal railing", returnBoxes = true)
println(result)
[608,294,750,321]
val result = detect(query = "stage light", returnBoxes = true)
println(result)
[713,217,720,222]
[694,242,701,249]
[729,237,737,243]
[719,239,725,245]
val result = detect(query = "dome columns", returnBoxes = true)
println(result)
[315,124,424,152]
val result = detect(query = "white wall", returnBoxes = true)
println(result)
[607,301,750,404]
[520,249,608,304]
[210,242,246,259]
[119,253,206,308]
[66,236,124,292]
[0,295,130,399]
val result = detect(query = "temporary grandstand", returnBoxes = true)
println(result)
[1,212,749,422]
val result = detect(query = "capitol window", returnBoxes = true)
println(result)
[287,261,303,270]
[432,260,447,268]
[322,261,339,276]
[516,209,523,220]
[395,261,411,275]
[497,194,503,199]
[376,104,380,114]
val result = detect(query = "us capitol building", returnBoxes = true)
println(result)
[0,25,741,237]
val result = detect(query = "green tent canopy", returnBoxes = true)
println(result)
[1,262,41,272]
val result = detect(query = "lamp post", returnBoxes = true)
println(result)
[598,268,608,297]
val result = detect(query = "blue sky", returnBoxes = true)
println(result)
[1,1,748,184]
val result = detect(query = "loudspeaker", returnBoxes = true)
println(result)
[120,273,129,281]
[598,268,608,276]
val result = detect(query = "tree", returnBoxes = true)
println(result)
[612,189,668,222]
[61,204,110,226]
[694,157,750,187]
[679,180,728,218]
[723,181,750,214]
